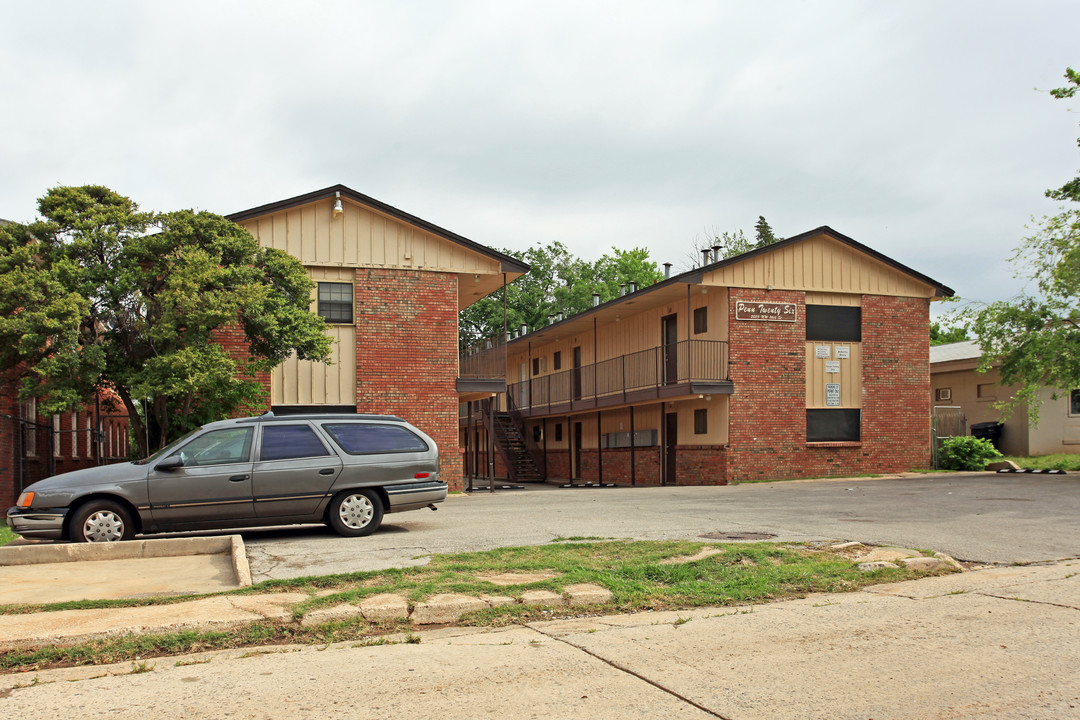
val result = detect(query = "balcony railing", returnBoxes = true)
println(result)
[506,340,730,415]
[459,335,507,380]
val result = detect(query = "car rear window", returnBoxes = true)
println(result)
[259,425,332,461]
[322,423,428,454]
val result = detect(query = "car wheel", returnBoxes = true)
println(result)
[328,489,384,537]
[70,500,136,542]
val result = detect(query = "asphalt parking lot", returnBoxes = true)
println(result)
[241,471,1080,582]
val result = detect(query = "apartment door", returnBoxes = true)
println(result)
[663,412,678,485]
[661,314,678,385]
[572,346,582,401]
[572,421,583,480]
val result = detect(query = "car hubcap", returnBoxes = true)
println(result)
[338,494,373,529]
[83,511,124,542]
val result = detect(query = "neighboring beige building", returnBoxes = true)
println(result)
[930,340,1080,456]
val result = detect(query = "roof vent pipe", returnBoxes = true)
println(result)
[663,262,672,279]
[548,314,554,325]
[628,281,637,293]
[520,323,527,335]
[620,283,627,296]
[701,248,710,267]
[557,311,564,321]
[593,292,600,307]
[711,245,721,263]
[506,332,511,342]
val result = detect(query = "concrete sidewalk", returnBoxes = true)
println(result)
[1,561,1077,719]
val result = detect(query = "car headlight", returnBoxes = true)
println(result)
[16,491,34,508]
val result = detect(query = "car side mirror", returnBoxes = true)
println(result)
[155,455,185,471]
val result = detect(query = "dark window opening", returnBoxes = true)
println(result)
[323,423,428,454]
[532,357,541,376]
[554,423,563,442]
[1072,390,1080,416]
[693,307,708,334]
[553,351,562,370]
[317,282,353,323]
[806,305,861,342]
[694,408,708,435]
[260,425,332,461]
[806,409,861,442]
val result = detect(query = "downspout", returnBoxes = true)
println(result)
[630,406,636,487]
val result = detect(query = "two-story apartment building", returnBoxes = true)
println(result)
[463,226,953,486]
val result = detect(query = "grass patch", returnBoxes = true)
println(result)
[0,540,954,673]
[0,526,16,547]
[1002,453,1080,471]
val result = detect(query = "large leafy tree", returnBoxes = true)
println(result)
[459,242,664,347]
[0,185,333,456]
[960,68,1080,420]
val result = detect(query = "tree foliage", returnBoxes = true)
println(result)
[960,68,1080,421]
[929,321,970,346]
[0,186,333,456]
[459,242,664,347]
[688,216,783,268]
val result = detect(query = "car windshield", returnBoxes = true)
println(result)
[132,428,201,465]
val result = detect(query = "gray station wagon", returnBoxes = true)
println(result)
[6,413,446,542]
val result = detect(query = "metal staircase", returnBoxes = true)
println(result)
[492,411,544,483]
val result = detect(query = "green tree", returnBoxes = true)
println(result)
[929,321,970,345]
[459,243,664,347]
[0,185,333,456]
[961,68,1080,421]
[754,216,782,247]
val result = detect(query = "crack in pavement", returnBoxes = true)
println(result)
[527,625,734,720]
[974,592,1080,612]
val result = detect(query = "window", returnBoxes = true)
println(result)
[935,388,952,402]
[554,423,563,442]
[317,282,353,323]
[176,428,254,466]
[977,383,996,401]
[533,357,541,376]
[806,305,861,342]
[807,409,861,442]
[694,408,708,435]
[260,425,331,461]
[553,351,562,371]
[1072,390,1080,416]
[70,412,78,458]
[322,423,428,454]
[694,307,708,334]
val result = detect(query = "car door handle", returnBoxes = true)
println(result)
[319,469,336,476]
[228,474,250,482]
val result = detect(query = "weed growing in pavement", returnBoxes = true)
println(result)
[129,661,154,674]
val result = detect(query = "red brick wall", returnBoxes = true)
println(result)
[674,445,728,485]
[354,269,463,490]
[726,289,931,482]
[0,374,17,505]
[212,325,272,414]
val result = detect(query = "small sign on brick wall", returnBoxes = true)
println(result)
[735,301,797,322]
[826,383,841,406]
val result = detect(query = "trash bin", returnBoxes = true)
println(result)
[971,421,1004,450]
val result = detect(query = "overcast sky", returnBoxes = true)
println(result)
[2,1,1077,319]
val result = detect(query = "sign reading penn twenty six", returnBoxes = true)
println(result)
[735,301,798,322]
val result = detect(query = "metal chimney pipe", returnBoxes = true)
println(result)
[701,248,710,266]
[663,262,672,279]
[557,311,564,321]
[592,292,600,307]
[620,283,627,296]
[520,323,527,335]
[548,314,554,325]
[628,281,637,292]
[711,245,721,262]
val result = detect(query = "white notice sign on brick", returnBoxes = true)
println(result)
[826,383,841,406]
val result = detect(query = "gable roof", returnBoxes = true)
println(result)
[226,184,529,275]
[930,340,981,364]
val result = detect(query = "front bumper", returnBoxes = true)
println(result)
[6,506,69,540]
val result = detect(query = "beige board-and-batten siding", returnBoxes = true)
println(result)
[238,197,502,276]
[702,233,936,298]
[269,267,356,407]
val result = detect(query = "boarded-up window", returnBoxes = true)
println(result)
[693,307,708,334]
[807,409,861,442]
[806,305,861,342]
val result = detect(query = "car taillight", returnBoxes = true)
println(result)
[414,473,430,479]
[17,492,34,507]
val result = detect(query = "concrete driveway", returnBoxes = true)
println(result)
[241,472,1080,582]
